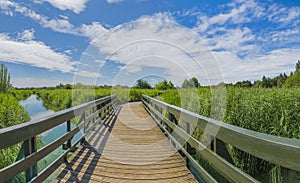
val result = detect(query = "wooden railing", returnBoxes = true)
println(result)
[142,95,300,183]
[0,95,116,182]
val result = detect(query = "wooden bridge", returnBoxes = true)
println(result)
[0,95,299,183]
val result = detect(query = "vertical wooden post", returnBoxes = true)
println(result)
[97,103,101,119]
[209,135,217,153]
[213,137,217,153]
[24,137,37,182]
[168,112,177,133]
[81,111,86,145]
[66,120,71,148]
[185,123,191,167]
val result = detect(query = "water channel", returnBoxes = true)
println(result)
[19,95,82,180]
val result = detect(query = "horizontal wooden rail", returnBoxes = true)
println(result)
[0,95,116,182]
[142,95,300,182]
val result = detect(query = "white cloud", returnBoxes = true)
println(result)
[214,48,300,83]
[0,1,108,39]
[34,0,89,14]
[195,0,264,32]
[268,5,300,23]
[80,14,223,86]
[106,0,124,3]
[78,22,108,40]
[0,31,99,80]
[0,32,76,73]
[0,1,77,34]
[0,0,14,16]
[75,70,99,78]
[76,11,300,86]
[207,27,257,55]
[17,29,35,41]
[12,77,70,88]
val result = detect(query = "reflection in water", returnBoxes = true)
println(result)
[19,95,55,120]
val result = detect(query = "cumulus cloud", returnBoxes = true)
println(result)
[195,0,264,32]
[17,29,35,41]
[0,32,76,73]
[0,30,101,80]
[79,15,223,86]
[78,22,108,40]
[0,1,107,39]
[34,0,89,14]
[76,11,300,86]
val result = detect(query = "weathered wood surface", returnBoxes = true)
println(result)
[54,102,197,183]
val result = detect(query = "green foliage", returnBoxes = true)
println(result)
[160,87,300,182]
[12,90,34,100]
[0,94,30,170]
[35,88,161,111]
[0,94,30,128]
[234,80,252,88]
[114,88,162,103]
[0,64,12,93]
[182,77,200,88]
[154,80,175,90]
[284,71,300,87]
[36,89,72,111]
[134,79,152,89]
[35,89,112,111]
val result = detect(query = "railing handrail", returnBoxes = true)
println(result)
[0,94,116,182]
[0,95,114,150]
[142,94,300,182]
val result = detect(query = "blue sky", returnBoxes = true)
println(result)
[0,0,299,87]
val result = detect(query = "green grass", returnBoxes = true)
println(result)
[159,87,300,182]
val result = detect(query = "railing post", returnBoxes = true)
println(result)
[66,120,71,148]
[80,111,87,145]
[97,103,101,119]
[168,112,177,133]
[185,122,196,169]
[24,137,37,182]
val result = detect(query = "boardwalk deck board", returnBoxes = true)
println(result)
[54,102,197,183]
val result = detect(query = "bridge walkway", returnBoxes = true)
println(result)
[54,102,197,183]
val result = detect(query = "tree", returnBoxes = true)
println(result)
[167,81,175,89]
[182,78,200,88]
[253,80,262,88]
[261,76,271,88]
[285,71,300,87]
[296,60,300,72]
[191,77,200,88]
[135,79,152,89]
[64,84,72,89]
[0,64,11,93]
[154,80,175,90]
[234,81,252,88]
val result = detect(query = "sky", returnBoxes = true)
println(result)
[0,0,299,87]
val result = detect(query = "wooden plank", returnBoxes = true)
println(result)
[55,102,197,183]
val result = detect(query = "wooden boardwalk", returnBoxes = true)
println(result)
[54,102,197,183]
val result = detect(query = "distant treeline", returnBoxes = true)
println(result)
[232,60,300,88]
[17,60,299,90]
